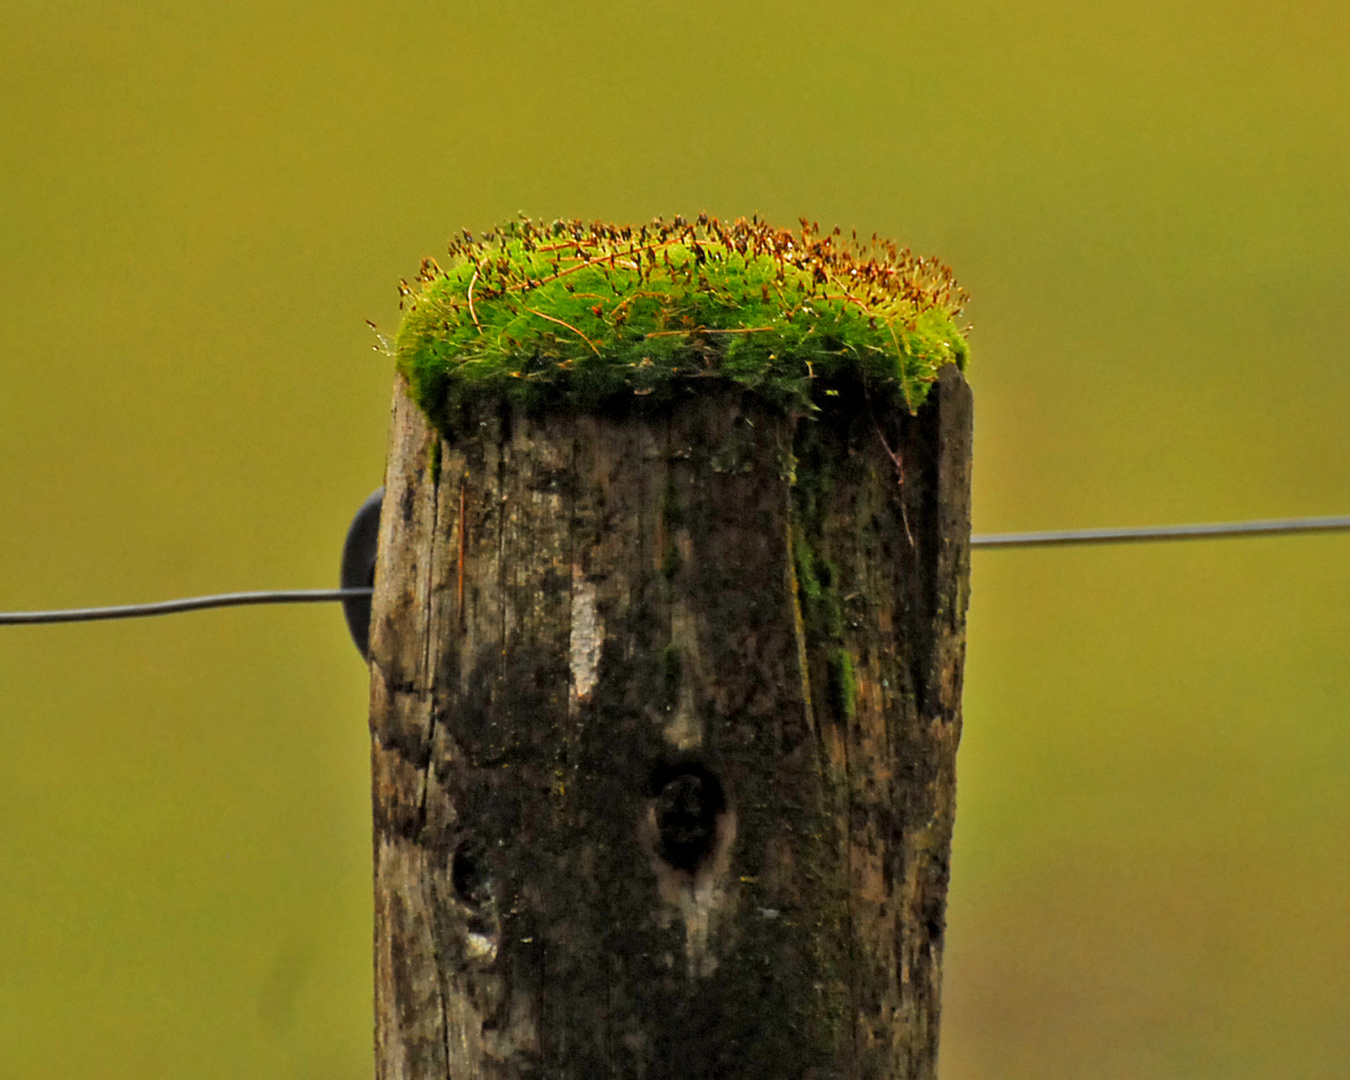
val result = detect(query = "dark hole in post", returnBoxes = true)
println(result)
[451,837,492,909]
[649,761,727,872]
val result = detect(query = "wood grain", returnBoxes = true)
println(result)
[369,368,973,1079]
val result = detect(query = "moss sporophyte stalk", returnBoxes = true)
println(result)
[391,215,969,433]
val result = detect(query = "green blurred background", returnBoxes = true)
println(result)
[2,1,1347,1076]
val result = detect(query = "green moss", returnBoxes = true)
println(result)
[427,436,441,487]
[660,543,680,579]
[792,533,821,601]
[391,214,969,437]
[793,519,855,724]
[790,421,858,729]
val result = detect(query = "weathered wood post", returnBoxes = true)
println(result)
[367,217,973,1079]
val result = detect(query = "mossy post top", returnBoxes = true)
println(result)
[393,214,969,437]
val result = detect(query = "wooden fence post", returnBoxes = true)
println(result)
[367,361,972,1078]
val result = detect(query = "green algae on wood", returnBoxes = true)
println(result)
[392,214,969,435]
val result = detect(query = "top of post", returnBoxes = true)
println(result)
[392,214,969,437]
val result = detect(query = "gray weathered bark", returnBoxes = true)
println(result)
[368,366,973,1079]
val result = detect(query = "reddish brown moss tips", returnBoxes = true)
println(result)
[392,214,969,434]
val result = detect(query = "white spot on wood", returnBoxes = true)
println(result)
[570,568,602,705]
[465,932,497,962]
[642,806,738,979]
[664,601,703,750]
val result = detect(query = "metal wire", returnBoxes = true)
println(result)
[2,514,1348,625]
[971,514,1350,549]
[0,588,374,626]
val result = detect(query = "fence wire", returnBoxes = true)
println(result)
[2,515,1348,626]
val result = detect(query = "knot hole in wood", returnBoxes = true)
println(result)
[648,760,728,873]
[450,836,493,910]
